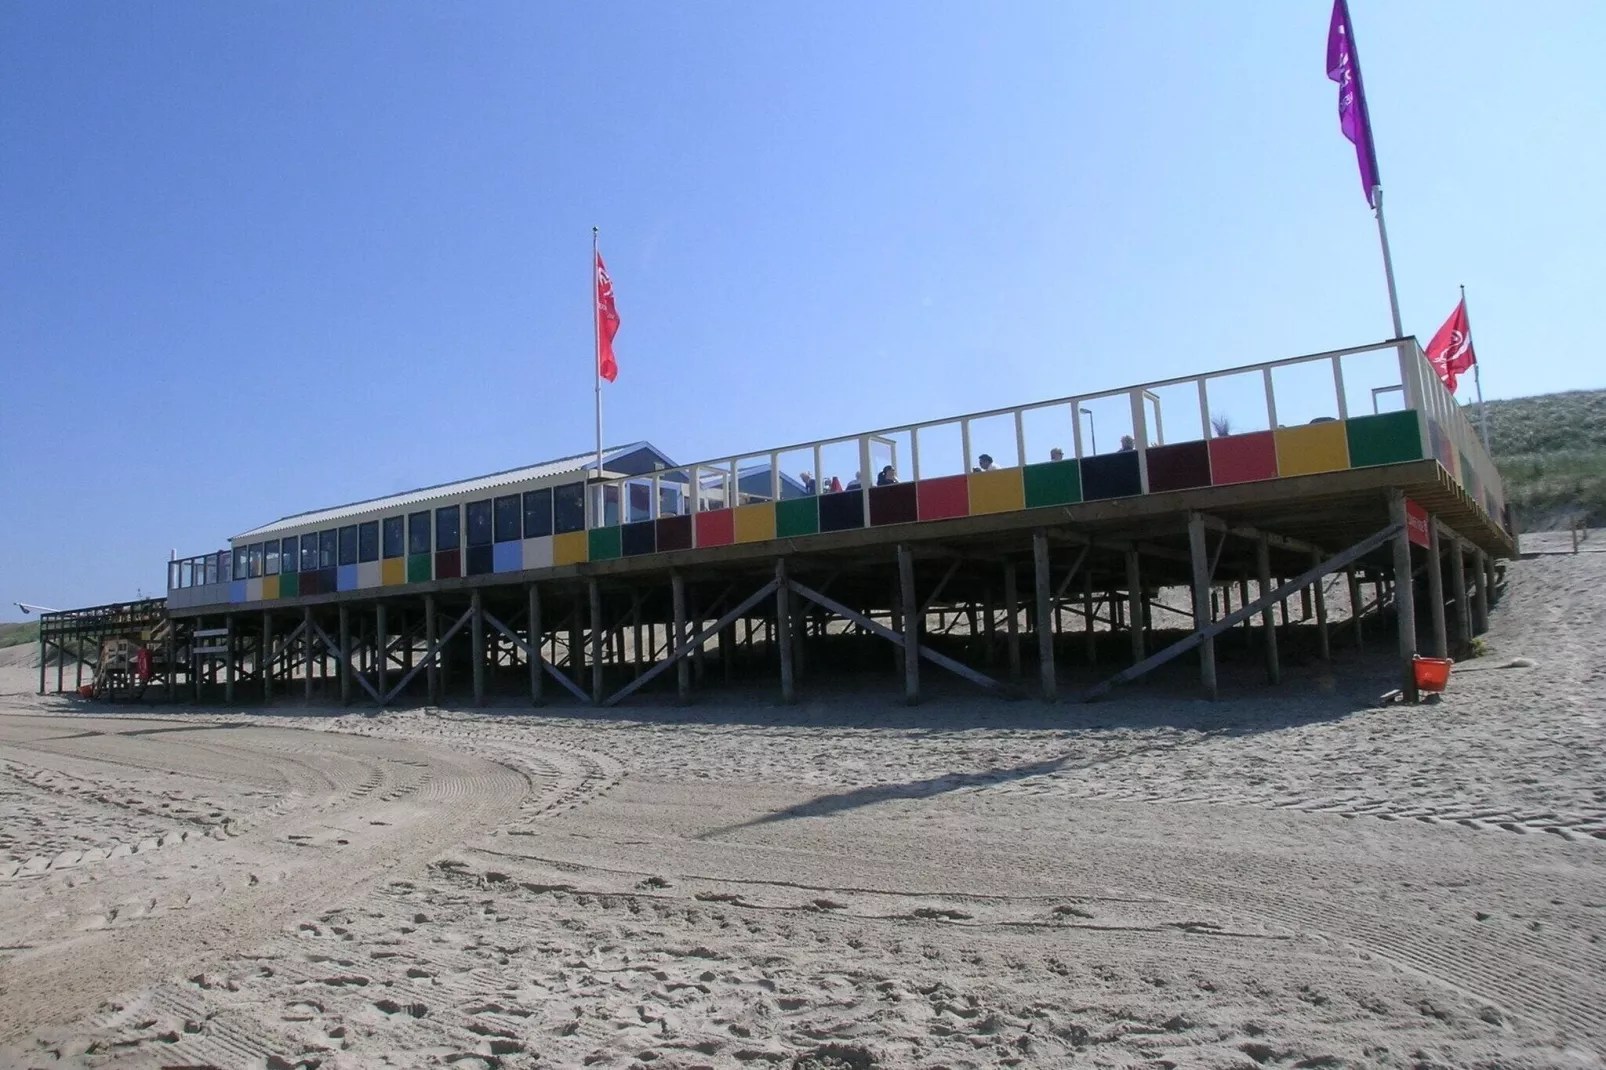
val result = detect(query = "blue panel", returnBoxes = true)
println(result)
[493,541,523,573]
[338,564,359,591]
[230,580,248,603]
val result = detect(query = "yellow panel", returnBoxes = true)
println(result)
[1275,421,1350,476]
[263,575,279,600]
[733,503,776,544]
[967,468,1026,514]
[553,530,589,566]
[382,558,406,586]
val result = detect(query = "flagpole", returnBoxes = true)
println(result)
[1372,185,1404,339]
[1461,283,1491,452]
[593,226,603,481]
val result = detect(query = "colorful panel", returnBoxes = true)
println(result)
[868,483,918,526]
[1275,421,1348,476]
[523,536,554,570]
[818,490,866,532]
[493,541,523,573]
[466,545,494,576]
[553,531,588,566]
[1208,431,1277,485]
[733,503,776,544]
[916,475,969,520]
[382,558,406,586]
[435,549,461,580]
[655,515,693,552]
[695,509,736,547]
[967,469,1025,514]
[407,554,432,583]
[588,526,622,561]
[262,575,280,600]
[1079,452,1142,500]
[278,571,299,598]
[299,570,320,596]
[1460,453,1480,502]
[1023,459,1082,508]
[621,520,657,557]
[246,578,264,602]
[358,561,382,588]
[1429,419,1459,482]
[1346,410,1423,468]
[230,580,247,603]
[1145,441,1212,493]
[775,497,820,538]
[336,564,359,591]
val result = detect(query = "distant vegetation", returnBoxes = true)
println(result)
[1482,389,1606,530]
[0,621,40,649]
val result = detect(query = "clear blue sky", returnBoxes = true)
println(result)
[2,1,1601,617]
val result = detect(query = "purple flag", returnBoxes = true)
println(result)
[1326,0,1381,207]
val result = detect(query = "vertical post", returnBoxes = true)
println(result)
[75,639,84,692]
[1346,566,1364,649]
[37,628,46,695]
[337,605,350,705]
[1003,560,1021,681]
[889,574,904,677]
[1425,522,1447,658]
[1256,535,1280,684]
[167,617,178,703]
[376,602,388,701]
[1082,571,1096,668]
[1374,186,1406,340]
[424,595,440,703]
[899,544,920,705]
[1239,577,1253,646]
[593,226,604,476]
[776,559,795,704]
[1032,531,1055,701]
[1125,548,1144,665]
[1312,551,1331,663]
[1389,491,1419,701]
[471,589,486,706]
[672,572,690,705]
[303,607,314,701]
[261,612,272,700]
[224,614,236,703]
[1472,547,1490,633]
[528,583,544,706]
[980,585,995,669]
[589,578,605,703]
[1187,514,1217,700]
[1450,539,1471,651]
[56,632,63,693]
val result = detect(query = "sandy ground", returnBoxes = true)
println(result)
[1,546,1603,1069]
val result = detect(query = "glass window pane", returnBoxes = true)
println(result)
[265,542,279,575]
[358,521,379,562]
[249,542,264,578]
[319,530,336,569]
[382,516,404,559]
[466,500,492,547]
[205,555,218,586]
[338,525,358,566]
[408,511,431,555]
[282,537,300,573]
[233,548,248,581]
[436,506,460,551]
[494,494,521,542]
[301,534,318,572]
[553,482,585,534]
[523,488,553,538]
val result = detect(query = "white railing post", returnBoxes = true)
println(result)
[1197,379,1212,441]
[1130,389,1150,493]
[1332,356,1348,420]
[1262,367,1278,429]
[910,428,921,481]
[961,419,973,472]
[1013,410,1027,467]
[770,451,780,501]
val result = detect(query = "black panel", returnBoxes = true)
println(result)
[1080,451,1143,501]
[1145,440,1212,493]
[465,544,494,576]
[656,514,692,551]
[621,520,657,557]
[523,488,553,538]
[868,482,918,526]
[553,482,586,534]
[818,490,866,532]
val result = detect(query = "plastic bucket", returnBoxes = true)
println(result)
[1412,656,1453,693]
[77,684,95,698]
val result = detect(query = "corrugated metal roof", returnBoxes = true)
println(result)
[230,442,663,542]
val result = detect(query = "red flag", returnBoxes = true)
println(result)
[595,251,620,383]
[1425,298,1476,392]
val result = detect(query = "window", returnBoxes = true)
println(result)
[553,482,586,534]
[523,488,553,538]
[382,516,404,559]
[358,521,379,563]
[408,511,430,555]
[320,529,337,568]
[206,555,219,586]
[494,494,521,543]
[282,536,300,573]
[466,500,493,547]
[301,533,318,572]
[233,547,248,581]
[436,505,460,551]
[249,543,265,578]
[266,541,280,575]
[338,525,359,566]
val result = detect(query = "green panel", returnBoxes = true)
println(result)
[775,496,820,538]
[1023,459,1082,508]
[1345,410,1423,468]
[588,525,622,561]
[407,554,432,583]
[277,571,299,598]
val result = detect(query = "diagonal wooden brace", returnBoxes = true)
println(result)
[482,609,591,705]
[381,605,474,705]
[603,578,780,708]
[309,619,384,704]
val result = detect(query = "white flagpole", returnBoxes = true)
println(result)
[1461,283,1491,452]
[1372,185,1404,339]
[593,226,604,480]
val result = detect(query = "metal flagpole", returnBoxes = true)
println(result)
[593,226,604,481]
[1461,283,1491,452]
[1372,185,1404,339]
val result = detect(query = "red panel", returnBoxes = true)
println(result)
[916,475,970,520]
[694,509,735,547]
[434,549,461,579]
[1208,431,1277,485]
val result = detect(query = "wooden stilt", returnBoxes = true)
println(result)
[425,595,440,703]
[1004,560,1022,681]
[1426,521,1447,658]
[304,607,315,701]
[376,602,388,700]
[589,579,604,704]
[262,612,272,700]
[776,559,795,704]
[167,618,178,703]
[672,572,690,705]
[528,583,544,706]
[1389,491,1419,700]
[1450,539,1470,651]
[899,544,920,704]
[471,589,486,706]
[225,614,236,704]
[1474,548,1492,631]
[1187,513,1217,700]
[1125,549,1144,666]
[1256,535,1280,684]
[1082,571,1096,668]
[338,605,351,705]
[1347,565,1364,649]
[981,585,996,669]
[1032,531,1055,701]
[1312,551,1331,663]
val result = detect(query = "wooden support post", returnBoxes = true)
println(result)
[1032,531,1055,701]
[889,574,904,677]
[1125,549,1144,666]
[262,612,272,700]
[1450,539,1471,651]
[1389,491,1419,701]
[1426,522,1447,658]
[1187,514,1217,700]
[1256,534,1280,684]
[337,605,350,705]
[1239,577,1253,646]
[425,595,440,703]
[672,572,690,704]
[1312,551,1331,663]
[776,559,795,704]
[528,583,544,705]
[304,607,315,700]
[1475,548,1492,630]
[471,589,486,706]
[1082,571,1096,668]
[899,544,920,704]
[981,585,996,669]
[224,615,236,703]
[589,579,605,704]
[167,619,177,702]
[37,631,46,695]
[690,591,706,683]
[1347,566,1364,649]
[376,602,388,700]
[1003,560,1022,681]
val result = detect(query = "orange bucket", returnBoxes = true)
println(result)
[1412,656,1453,693]
[77,684,95,698]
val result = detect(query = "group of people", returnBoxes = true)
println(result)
[795,437,1146,494]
